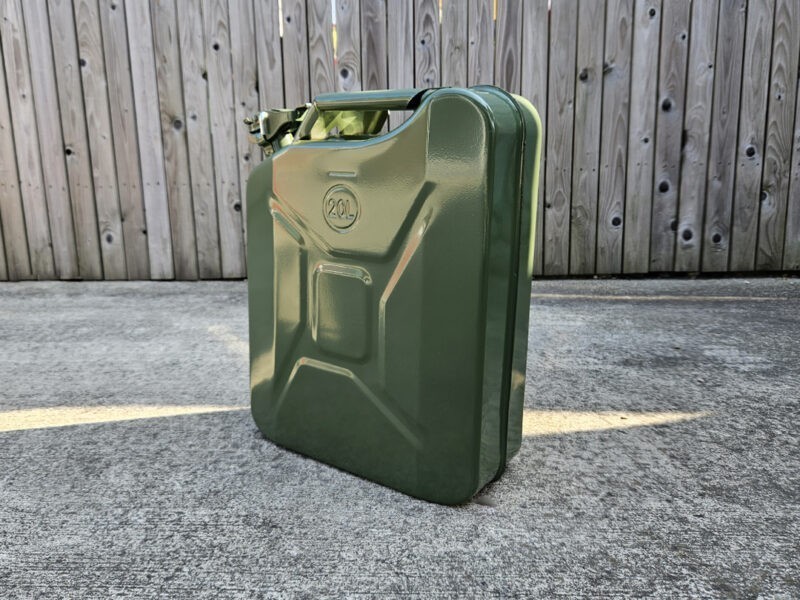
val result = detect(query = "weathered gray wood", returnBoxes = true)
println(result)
[730,0,775,271]
[649,0,690,272]
[674,0,719,272]
[441,0,468,87]
[598,0,633,274]
[521,0,549,275]
[75,0,127,279]
[621,0,659,274]
[151,0,198,280]
[98,0,150,279]
[757,0,800,270]
[702,0,746,272]
[1,0,55,278]
[414,0,440,87]
[336,0,361,91]
[386,0,413,128]
[494,0,523,94]
[362,0,387,91]
[203,0,245,277]
[467,0,494,86]
[282,0,310,104]
[0,35,31,280]
[544,0,577,275]
[569,0,604,275]
[178,0,221,279]
[783,86,800,270]
[126,0,175,279]
[254,0,285,109]
[22,0,79,279]
[307,0,335,96]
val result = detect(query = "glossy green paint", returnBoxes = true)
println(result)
[246,87,542,504]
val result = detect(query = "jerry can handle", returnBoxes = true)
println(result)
[313,88,427,112]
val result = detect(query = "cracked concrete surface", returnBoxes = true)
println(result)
[0,278,798,598]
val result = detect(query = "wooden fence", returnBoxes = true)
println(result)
[1,0,799,280]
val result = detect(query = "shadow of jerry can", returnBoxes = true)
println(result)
[245,87,542,504]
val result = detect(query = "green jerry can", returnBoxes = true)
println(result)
[245,87,542,504]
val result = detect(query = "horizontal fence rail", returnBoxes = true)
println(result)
[0,0,799,280]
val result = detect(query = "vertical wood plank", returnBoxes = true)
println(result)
[441,0,468,87]
[649,0,690,272]
[414,0,440,87]
[336,0,361,91]
[75,0,127,279]
[467,0,494,86]
[151,0,198,280]
[1,0,55,278]
[620,0,658,274]
[228,0,259,247]
[598,0,633,273]
[702,0,746,272]
[757,0,800,270]
[494,0,523,94]
[544,0,577,275]
[362,0,387,91]
[126,0,175,279]
[674,0,719,271]
[569,0,604,275]
[22,0,79,279]
[202,0,245,277]
[98,0,149,279]
[254,0,285,109]
[178,0,221,278]
[282,0,310,104]
[521,0,549,275]
[730,0,775,271]
[783,84,800,270]
[386,0,413,128]
[49,0,104,279]
[307,0,335,96]
[0,37,32,280]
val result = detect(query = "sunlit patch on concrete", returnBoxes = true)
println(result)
[208,325,249,359]
[0,405,248,433]
[522,409,708,437]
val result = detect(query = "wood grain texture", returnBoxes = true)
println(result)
[441,0,468,87]
[336,0,361,91]
[386,0,413,128]
[254,0,285,109]
[178,0,221,278]
[649,0,690,272]
[75,0,127,279]
[98,0,150,279]
[494,0,523,94]
[1,0,55,278]
[621,0,660,274]
[203,0,245,277]
[702,0,746,272]
[0,33,31,280]
[674,0,719,272]
[282,0,310,104]
[22,0,79,279]
[730,0,775,271]
[757,0,800,270]
[521,0,549,275]
[307,0,335,96]
[361,0,387,91]
[569,0,604,275]
[783,84,800,270]
[151,0,198,279]
[414,0,440,87]
[126,0,175,279]
[467,0,494,86]
[598,0,633,273]
[544,0,577,275]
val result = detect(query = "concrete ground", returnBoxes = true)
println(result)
[0,277,798,598]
